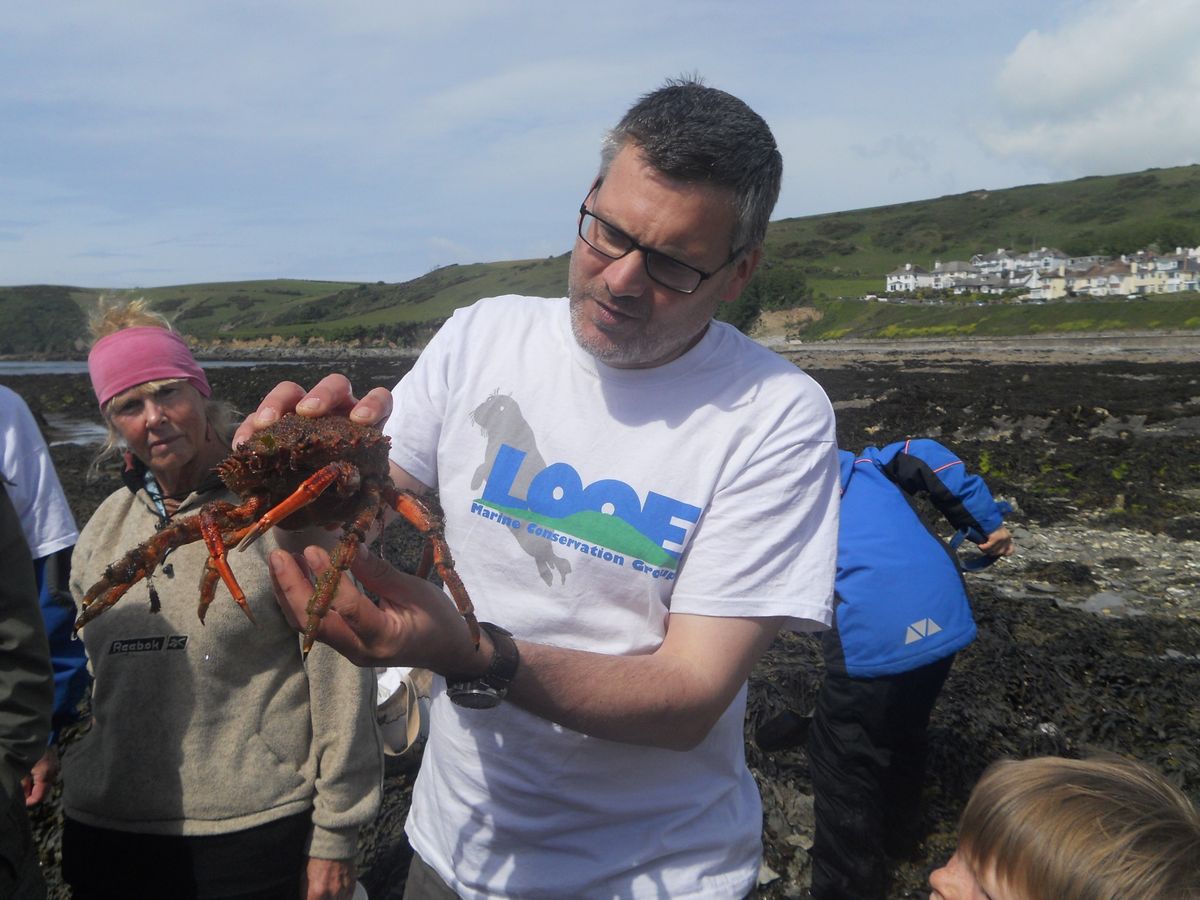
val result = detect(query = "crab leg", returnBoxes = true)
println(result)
[300,488,383,655]
[197,559,225,624]
[74,516,207,631]
[236,461,359,551]
[198,510,261,624]
[387,488,480,650]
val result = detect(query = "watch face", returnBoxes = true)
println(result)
[449,685,502,709]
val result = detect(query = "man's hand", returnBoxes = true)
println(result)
[979,526,1015,558]
[232,374,394,448]
[301,856,356,900]
[268,544,483,675]
[23,745,59,806]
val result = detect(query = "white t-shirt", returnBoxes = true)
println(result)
[385,296,839,899]
[0,384,78,559]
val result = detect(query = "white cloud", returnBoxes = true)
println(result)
[980,0,1200,174]
[4,0,1197,287]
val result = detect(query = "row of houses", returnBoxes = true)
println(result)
[886,246,1200,299]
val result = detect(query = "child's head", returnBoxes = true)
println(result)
[929,755,1200,900]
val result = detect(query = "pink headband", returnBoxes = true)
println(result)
[88,326,212,409]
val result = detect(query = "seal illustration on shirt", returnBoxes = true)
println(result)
[471,392,573,586]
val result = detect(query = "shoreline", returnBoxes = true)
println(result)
[7,328,1200,367]
[763,329,1200,366]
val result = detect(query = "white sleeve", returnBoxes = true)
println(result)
[669,387,840,632]
[383,306,469,488]
[1,390,79,558]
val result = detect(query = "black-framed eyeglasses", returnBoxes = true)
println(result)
[577,189,742,294]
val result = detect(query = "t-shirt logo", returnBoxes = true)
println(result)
[108,634,189,654]
[469,392,700,586]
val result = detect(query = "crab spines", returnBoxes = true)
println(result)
[74,584,130,634]
[301,563,345,656]
[385,486,480,650]
[73,515,207,633]
[298,493,381,656]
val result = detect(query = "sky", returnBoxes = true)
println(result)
[3,0,1199,289]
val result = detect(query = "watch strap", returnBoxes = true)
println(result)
[477,622,519,692]
[446,622,519,707]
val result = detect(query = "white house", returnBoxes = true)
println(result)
[886,263,932,293]
[1012,247,1069,273]
[886,245,1199,298]
[970,249,1013,276]
[930,260,979,289]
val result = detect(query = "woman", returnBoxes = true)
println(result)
[929,755,1200,900]
[62,300,381,900]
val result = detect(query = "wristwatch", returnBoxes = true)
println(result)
[446,622,520,709]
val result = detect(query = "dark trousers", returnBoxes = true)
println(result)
[403,853,460,900]
[1,785,47,900]
[806,654,955,900]
[62,811,310,900]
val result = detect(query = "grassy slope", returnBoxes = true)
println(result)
[796,295,1200,341]
[62,257,571,342]
[767,164,1200,300]
[5,164,1200,352]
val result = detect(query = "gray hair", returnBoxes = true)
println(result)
[599,76,783,252]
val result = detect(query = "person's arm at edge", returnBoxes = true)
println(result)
[0,487,53,801]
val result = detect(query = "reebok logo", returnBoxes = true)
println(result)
[109,635,189,655]
[905,618,942,645]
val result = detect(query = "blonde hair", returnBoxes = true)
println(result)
[89,295,173,340]
[959,756,1200,900]
[87,297,238,477]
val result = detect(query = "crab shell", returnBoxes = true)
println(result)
[218,414,392,530]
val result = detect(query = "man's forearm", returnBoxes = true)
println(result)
[464,614,784,751]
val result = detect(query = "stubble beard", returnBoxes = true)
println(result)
[568,267,670,369]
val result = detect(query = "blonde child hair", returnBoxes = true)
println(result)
[958,755,1200,900]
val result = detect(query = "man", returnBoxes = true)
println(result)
[756,438,1013,899]
[0,483,54,900]
[253,77,841,898]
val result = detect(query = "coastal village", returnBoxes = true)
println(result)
[886,245,1200,299]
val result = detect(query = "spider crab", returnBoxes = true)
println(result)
[75,413,478,653]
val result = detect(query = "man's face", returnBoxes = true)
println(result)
[567,145,760,369]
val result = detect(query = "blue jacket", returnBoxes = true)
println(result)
[823,439,1008,678]
[35,548,90,742]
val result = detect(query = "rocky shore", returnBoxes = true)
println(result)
[10,338,1200,899]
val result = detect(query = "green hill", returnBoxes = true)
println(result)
[768,164,1200,301]
[3,164,1199,355]
[0,286,90,354]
